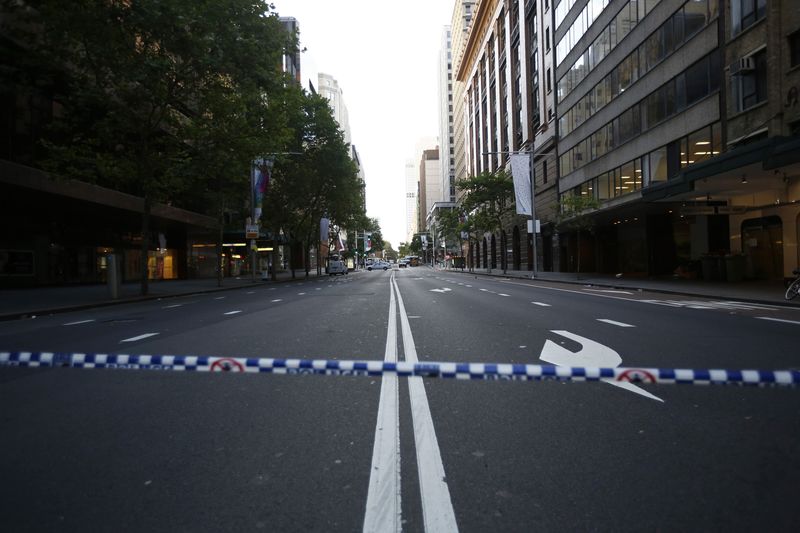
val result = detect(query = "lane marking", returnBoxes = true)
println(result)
[162,304,182,309]
[498,293,510,297]
[214,296,225,300]
[597,319,635,328]
[502,280,800,311]
[479,288,488,292]
[271,299,282,303]
[392,277,459,532]
[298,292,306,296]
[120,333,159,343]
[224,310,242,315]
[540,330,663,402]
[583,288,633,295]
[531,302,551,307]
[363,272,401,532]
[755,316,800,326]
[246,291,255,295]
[63,319,96,326]
[429,288,452,293]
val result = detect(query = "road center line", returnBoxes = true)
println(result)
[392,276,458,532]
[62,319,96,326]
[363,272,402,532]
[597,319,636,328]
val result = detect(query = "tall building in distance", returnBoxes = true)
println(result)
[439,26,456,203]
[418,148,441,233]
[279,17,301,84]
[318,73,352,146]
[405,160,418,242]
[451,0,477,204]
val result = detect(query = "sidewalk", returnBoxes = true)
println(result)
[439,267,799,308]
[0,269,324,321]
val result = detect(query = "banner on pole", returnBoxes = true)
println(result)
[252,158,272,220]
[510,153,531,216]
[320,218,330,243]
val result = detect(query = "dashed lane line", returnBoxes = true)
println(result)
[162,304,182,309]
[531,302,551,307]
[223,310,242,315]
[120,333,159,343]
[63,319,96,326]
[597,319,636,328]
[754,316,800,326]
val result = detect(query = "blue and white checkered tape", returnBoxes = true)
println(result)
[1,351,799,387]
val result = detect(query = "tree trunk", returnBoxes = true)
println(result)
[216,206,224,288]
[139,197,151,296]
[271,226,279,282]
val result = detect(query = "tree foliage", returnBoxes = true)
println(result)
[555,193,600,275]
[457,170,515,271]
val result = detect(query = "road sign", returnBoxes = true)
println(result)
[246,224,259,239]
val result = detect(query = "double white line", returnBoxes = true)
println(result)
[363,273,458,532]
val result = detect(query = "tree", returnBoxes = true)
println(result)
[457,170,515,272]
[435,208,462,256]
[264,90,364,279]
[13,0,293,294]
[555,194,600,277]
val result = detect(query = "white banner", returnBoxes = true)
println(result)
[510,153,531,216]
[320,218,330,243]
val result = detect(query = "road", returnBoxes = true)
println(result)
[1,267,799,532]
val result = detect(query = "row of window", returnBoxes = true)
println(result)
[563,121,722,202]
[560,0,715,137]
[560,50,720,176]
[556,0,610,66]
[557,0,664,103]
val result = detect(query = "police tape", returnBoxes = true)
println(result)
[1,351,799,387]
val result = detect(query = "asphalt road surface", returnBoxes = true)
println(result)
[2,267,799,532]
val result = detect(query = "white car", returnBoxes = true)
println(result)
[367,261,390,271]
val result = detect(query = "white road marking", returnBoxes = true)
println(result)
[246,291,255,294]
[498,293,510,297]
[363,272,401,532]
[755,316,800,325]
[583,288,634,295]
[531,302,551,307]
[214,296,225,300]
[392,276,458,532]
[540,330,663,402]
[479,288,488,292]
[120,333,159,343]
[224,310,242,315]
[298,292,306,295]
[162,304,182,309]
[429,288,452,293]
[407,315,422,319]
[597,319,636,328]
[271,299,282,303]
[465,284,472,287]
[63,319,96,326]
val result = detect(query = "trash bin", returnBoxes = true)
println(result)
[724,254,745,282]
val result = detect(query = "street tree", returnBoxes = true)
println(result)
[457,170,515,272]
[12,0,293,294]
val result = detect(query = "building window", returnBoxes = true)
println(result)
[546,28,550,51]
[542,160,548,184]
[547,68,552,93]
[731,0,766,37]
[790,30,800,68]
[733,49,767,111]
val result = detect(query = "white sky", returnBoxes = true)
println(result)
[273,0,455,249]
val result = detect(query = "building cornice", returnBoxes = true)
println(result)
[455,0,501,83]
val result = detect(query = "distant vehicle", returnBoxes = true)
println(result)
[327,255,348,276]
[367,260,390,271]
[398,260,408,268]
[406,256,420,267]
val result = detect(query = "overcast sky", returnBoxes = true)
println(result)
[272,0,455,249]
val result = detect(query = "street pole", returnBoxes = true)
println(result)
[531,162,538,280]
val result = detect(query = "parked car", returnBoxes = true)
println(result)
[398,260,408,268]
[367,260,390,271]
